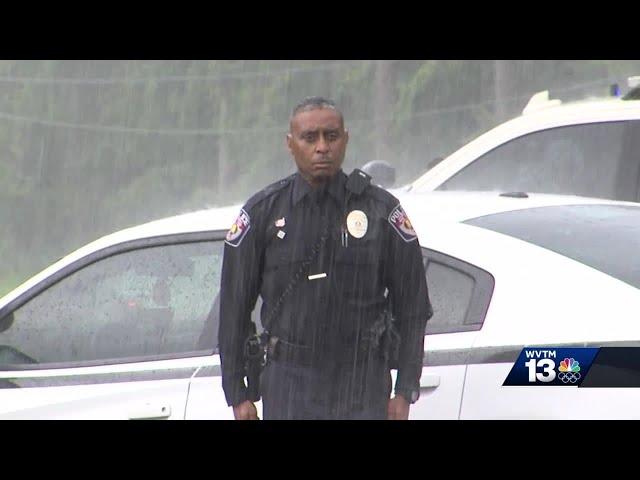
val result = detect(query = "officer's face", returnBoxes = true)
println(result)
[287,107,348,187]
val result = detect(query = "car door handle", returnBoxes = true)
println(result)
[420,375,441,390]
[128,404,172,420]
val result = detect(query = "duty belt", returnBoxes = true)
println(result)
[266,336,315,367]
[266,334,385,367]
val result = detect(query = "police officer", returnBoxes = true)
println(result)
[219,97,432,420]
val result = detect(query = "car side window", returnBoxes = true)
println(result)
[0,239,224,368]
[437,121,640,202]
[423,248,494,335]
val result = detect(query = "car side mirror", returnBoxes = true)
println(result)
[426,156,444,171]
[361,160,396,188]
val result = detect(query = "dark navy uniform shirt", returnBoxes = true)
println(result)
[219,169,432,407]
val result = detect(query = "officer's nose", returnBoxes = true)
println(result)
[315,136,329,154]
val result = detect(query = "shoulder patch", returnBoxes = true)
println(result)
[388,204,417,242]
[225,208,251,247]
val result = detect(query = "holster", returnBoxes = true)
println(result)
[364,309,401,370]
[244,330,268,402]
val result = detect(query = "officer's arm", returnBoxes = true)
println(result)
[218,206,263,407]
[384,203,433,400]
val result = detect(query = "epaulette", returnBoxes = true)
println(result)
[365,182,400,208]
[244,174,295,211]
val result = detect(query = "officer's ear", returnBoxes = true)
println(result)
[286,132,293,155]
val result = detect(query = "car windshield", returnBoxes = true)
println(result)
[464,204,640,289]
[436,120,640,202]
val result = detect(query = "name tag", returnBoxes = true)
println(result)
[308,273,327,280]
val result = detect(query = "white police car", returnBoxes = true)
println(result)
[398,77,640,203]
[1,193,640,419]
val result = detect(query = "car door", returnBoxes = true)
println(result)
[184,297,263,419]
[0,232,226,419]
[409,249,494,419]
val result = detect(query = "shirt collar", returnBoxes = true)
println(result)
[292,170,347,206]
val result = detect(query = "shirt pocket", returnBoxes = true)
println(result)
[264,241,307,273]
[262,242,308,302]
[333,242,380,299]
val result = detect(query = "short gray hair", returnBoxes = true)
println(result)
[290,96,343,123]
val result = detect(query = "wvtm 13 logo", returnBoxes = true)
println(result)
[503,347,599,386]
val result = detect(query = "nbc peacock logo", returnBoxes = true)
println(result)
[558,358,581,384]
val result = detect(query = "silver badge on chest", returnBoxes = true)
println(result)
[346,210,368,239]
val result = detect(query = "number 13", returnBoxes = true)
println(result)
[525,359,557,383]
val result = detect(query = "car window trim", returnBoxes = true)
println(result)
[0,365,201,388]
[0,348,217,372]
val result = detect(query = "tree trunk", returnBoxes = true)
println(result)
[494,60,514,122]
[217,94,229,203]
[374,60,393,162]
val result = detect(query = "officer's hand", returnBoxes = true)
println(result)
[233,400,259,420]
[387,395,410,420]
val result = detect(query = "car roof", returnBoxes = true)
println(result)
[417,203,640,346]
[65,203,241,262]
[430,220,640,347]
[465,203,640,290]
